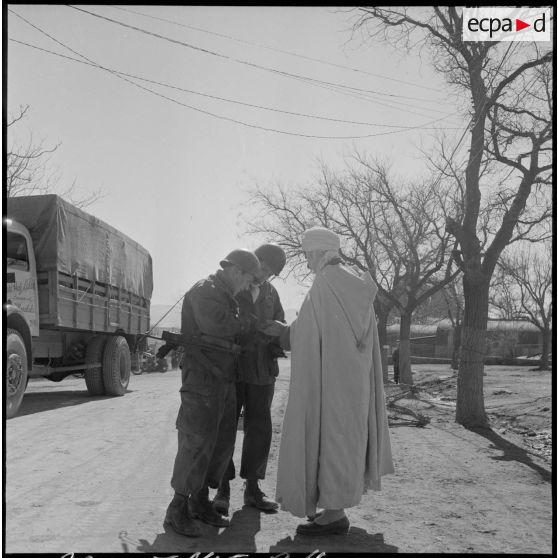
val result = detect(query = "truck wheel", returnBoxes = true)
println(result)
[102,336,131,396]
[85,336,106,396]
[6,328,28,419]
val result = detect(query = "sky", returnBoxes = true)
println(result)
[6,5,467,313]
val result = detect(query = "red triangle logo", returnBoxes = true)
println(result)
[516,19,530,32]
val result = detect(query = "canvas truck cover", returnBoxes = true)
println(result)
[7,195,153,301]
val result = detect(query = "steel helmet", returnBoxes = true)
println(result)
[220,249,261,277]
[255,243,287,276]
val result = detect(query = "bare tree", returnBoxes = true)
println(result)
[352,7,552,427]
[7,105,104,208]
[349,155,461,385]
[246,155,461,384]
[490,243,552,370]
[247,163,398,380]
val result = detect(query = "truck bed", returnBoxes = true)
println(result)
[38,270,149,334]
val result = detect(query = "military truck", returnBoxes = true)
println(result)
[5,194,153,418]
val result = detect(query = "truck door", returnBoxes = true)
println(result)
[6,228,40,337]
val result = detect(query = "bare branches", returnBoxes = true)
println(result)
[247,152,462,325]
[489,50,553,106]
[7,104,105,208]
[490,243,552,334]
[7,104,31,128]
[356,7,453,50]
[7,106,61,198]
[353,10,552,266]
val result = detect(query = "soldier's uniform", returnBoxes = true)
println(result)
[170,269,253,497]
[224,280,285,482]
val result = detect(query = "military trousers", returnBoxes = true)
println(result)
[224,381,275,481]
[170,381,237,497]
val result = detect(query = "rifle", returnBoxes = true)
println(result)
[152,331,242,359]
[146,331,242,381]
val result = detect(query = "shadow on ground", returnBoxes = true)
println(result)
[467,426,551,483]
[269,527,398,554]
[133,506,261,553]
[14,390,132,417]
[128,506,398,554]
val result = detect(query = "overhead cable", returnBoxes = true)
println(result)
[65,5,456,119]
[111,5,447,95]
[9,36,457,140]
[8,35,461,132]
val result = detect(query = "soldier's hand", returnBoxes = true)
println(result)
[258,320,288,337]
[156,343,176,359]
[267,343,287,358]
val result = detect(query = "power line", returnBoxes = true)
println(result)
[110,5,447,95]
[10,36,461,132]
[65,5,456,120]
[9,35,457,141]
[285,75,456,119]
[9,10,464,130]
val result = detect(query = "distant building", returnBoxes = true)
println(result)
[386,319,550,362]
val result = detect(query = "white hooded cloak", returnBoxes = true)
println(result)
[276,263,394,517]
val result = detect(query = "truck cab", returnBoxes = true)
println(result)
[6,218,38,418]
[6,218,39,337]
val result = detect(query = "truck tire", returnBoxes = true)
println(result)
[102,336,131,396]
[85,336,107,396]
[6,328,28,419]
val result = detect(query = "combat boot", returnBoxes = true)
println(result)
[164,493,202,537]
[213,479,230,516]
[190,485,230,527]
[244,479,279,512]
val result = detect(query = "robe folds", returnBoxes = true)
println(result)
[276,264,394,517]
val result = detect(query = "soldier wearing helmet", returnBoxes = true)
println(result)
[213,243,287,516]
[164,248,261,538]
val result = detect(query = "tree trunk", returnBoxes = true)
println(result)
[398,311,413,385]
[376,310,389,382]
[456,277,489,428]
[451,322,462,371]
[539,328,550,370]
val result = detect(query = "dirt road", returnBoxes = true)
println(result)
[5,360,552,554]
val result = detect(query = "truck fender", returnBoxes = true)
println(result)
[5,305,32,370]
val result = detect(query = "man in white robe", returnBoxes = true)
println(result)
[261,226,394,536]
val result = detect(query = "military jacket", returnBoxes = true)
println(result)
[180,270,251,385]
[236,280,285,384]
